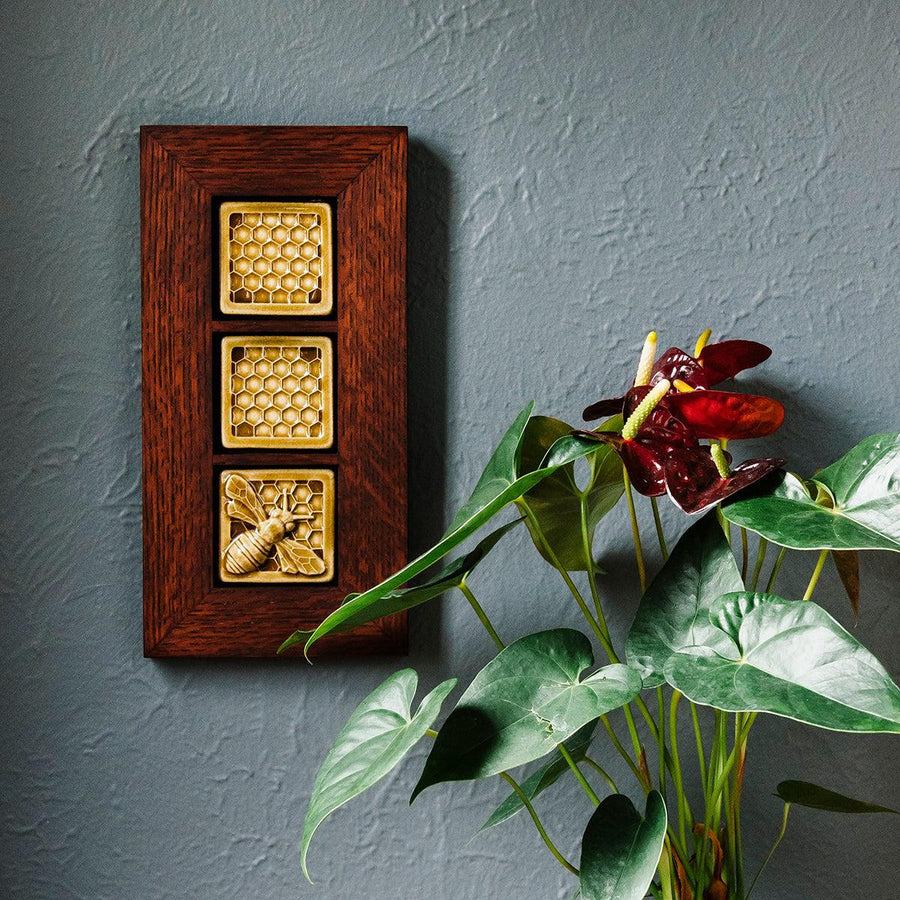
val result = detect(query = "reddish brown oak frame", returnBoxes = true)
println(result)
[141,126,407,657]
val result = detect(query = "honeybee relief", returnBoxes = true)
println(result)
[219,470,335,583]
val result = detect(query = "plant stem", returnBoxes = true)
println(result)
[498,772,580,876]
[656,687,667,796]
[425,728,438,739]
[458,580,505,651]
[740,527,749,582]
[802,549,829,601]
[578,496,615,651]
[690,702,707,788]
[558,743,601,806]
[522,505,616,658]
[746,803,791,898]
[749,537,768,591]
[765,546,787,593]
[601,715,646,788]
[622,468,647,592]
[650,496,669,561]
[582,755,618,793]
[668,691,691,850]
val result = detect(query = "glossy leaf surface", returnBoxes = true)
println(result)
[477,723,597,833]
[665,390,785,439]
[301,670,456,881]
[517,415,624,570]
[664,592,900,733]
[299,405,604,655]
[776,780,899,814]
[723,435,900,551]
[280,519,520,651]
[626,515,743,686]
[579,791,667,900]
[412,630,642,799]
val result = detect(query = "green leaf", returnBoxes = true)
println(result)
[411,629,642,799]
[776,780,899,814]
[279,519,520,651]
[299,405,604,656]
[477,722,597,833]
[664,592,900,733]
[625,514,743,687]
[579,791,667,900]
[300,670,456,882]
[516,415,624,571]
[723,434,900,551]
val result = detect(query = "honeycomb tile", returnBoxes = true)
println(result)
[219,469,335,583]
[221,336,333,449]
[219,202,333,315]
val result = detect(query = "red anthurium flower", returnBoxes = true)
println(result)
[583,334,773,422]
[578,330,786,513]
[664,449,784,515]
[665,390,785,440]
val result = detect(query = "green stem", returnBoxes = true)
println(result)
[690,702,707,790]
[746,803,791,899]
[582,755,618,793]
[521,505,615,658]
[749,537,768,591]
[766,546,787,593]
[578,495,615,649]
[650,496,669,561]
[740,527,749,582]
[559,743,601,806]
[425,728,438,739]
[499,772,580,876]
[802,549,829,602]
[458,580,505,651]
[656,686,667,796]
[623,468,647,593]
[668,691,691,850]
[601,715,645,788]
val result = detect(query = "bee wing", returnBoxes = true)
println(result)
[274,538,326,576]
[224,474,267,526]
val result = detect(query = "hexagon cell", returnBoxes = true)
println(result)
[222,336,332,449]
[220,202,332,315]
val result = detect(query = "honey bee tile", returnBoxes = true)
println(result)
[221,336,333,449]
[219,469,335,583]
[220,201,333,315]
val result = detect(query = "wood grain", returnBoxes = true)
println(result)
[141,126,407,657]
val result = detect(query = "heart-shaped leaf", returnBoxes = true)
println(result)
[776,780,899,814]
[722,434,900,551]
[664,592,900,733]
[411,629,642,799]
[477,722,597,833]
[279,519,520,651]
[301,670,456,881]
[516,415,624,571]
[297,405,605,656]
[579,791,667,900]
[626,514,743,687]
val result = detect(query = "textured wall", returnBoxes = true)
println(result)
[1,1,899,897]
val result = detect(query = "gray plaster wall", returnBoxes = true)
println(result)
[2,1,899,898]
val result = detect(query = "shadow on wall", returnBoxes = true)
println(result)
[406,140,452,662]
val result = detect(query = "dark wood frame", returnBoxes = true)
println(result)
[141,126,408,657]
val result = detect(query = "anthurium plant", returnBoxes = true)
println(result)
[282,330,900,899]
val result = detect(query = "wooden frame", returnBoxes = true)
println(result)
[141,126,408,657]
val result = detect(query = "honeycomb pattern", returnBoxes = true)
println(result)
[219,469,335,583]
[219,202,333,315]
[221,336,333,449]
